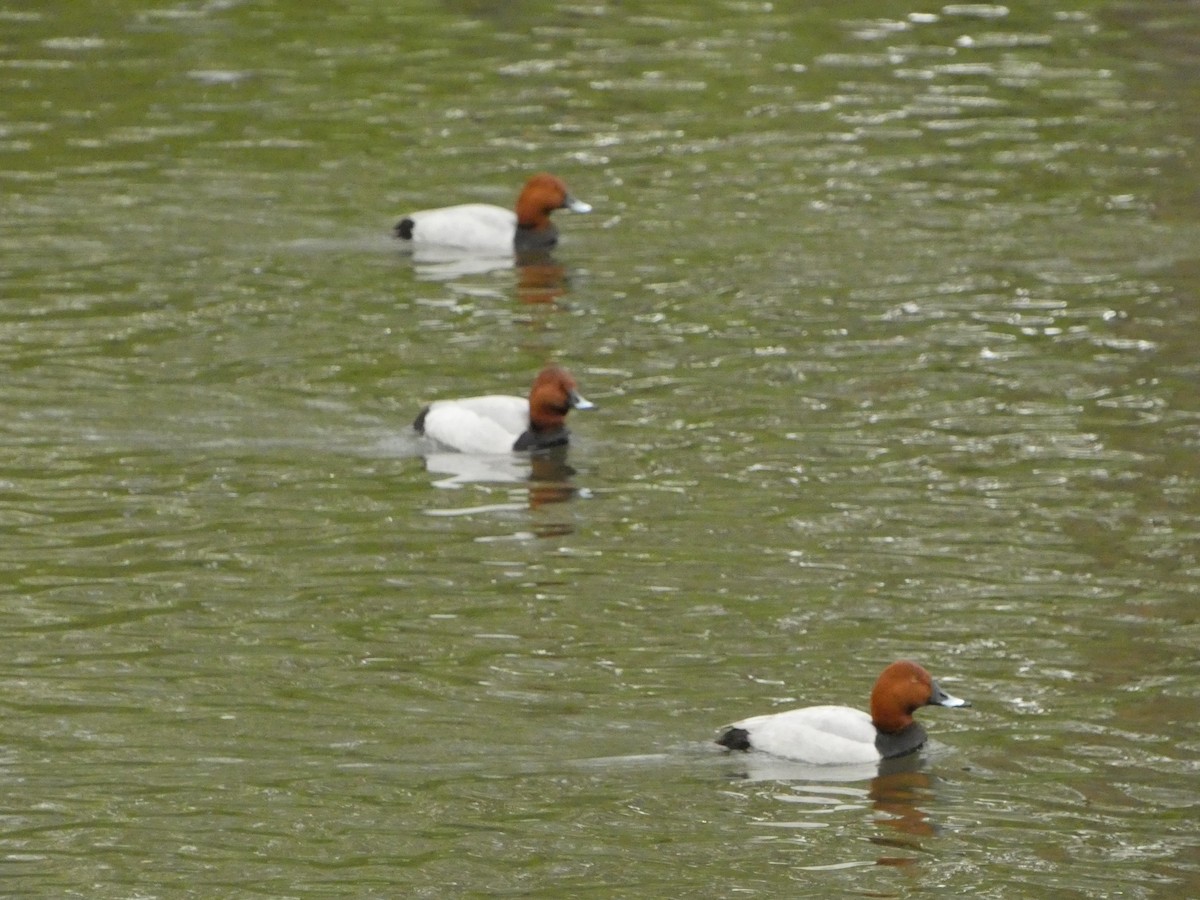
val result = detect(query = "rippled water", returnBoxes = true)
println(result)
[2,1,1198,896]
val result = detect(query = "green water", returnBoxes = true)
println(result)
[2,1,1198,896]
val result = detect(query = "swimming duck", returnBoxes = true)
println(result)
[413,365,594,454]
[716,660,969,765]
[395,173,591,253]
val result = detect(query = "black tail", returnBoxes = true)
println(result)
[395,217,415,240]
[413,406,430,434]
[716,727,751,752]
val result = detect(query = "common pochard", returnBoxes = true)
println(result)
[716,660,969,765]
[413,365,594,454]
[394,173,591,253]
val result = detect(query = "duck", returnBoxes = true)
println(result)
[394,173,591,253]
[413,365,594,454]
[716,660,969,765]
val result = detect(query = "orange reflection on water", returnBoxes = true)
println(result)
[868,767,938,871]
[516,251,569,305]
[870,769,937,838]
[528,451,579,510]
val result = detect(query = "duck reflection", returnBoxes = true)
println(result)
[408,245,515,281]
[722,752,946,869]
[868,765,938,868]
[527,449,580,508]
[421,446,583,515]
[405,246,574,309]
[515,249,570,305]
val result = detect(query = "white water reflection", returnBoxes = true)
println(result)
[421,451,534,489]
[408,246,516,281]
[404,246,576,308]
[418,449,586,533]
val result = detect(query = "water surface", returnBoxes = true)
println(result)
[2,1,1198,896]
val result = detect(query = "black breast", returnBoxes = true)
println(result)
[513,426,569,452]
[874,723,928,760]
[514,224,559,252]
